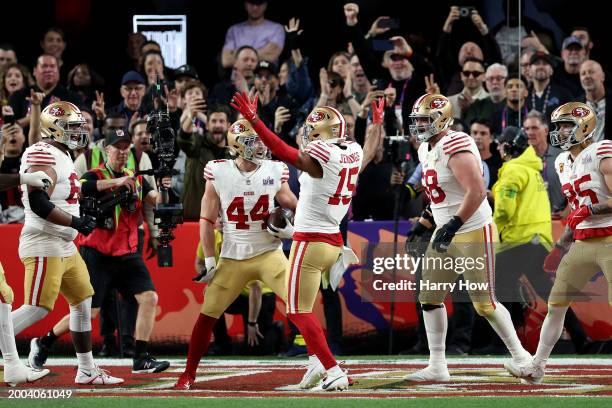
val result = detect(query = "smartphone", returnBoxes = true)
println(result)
[2,113,15,125]
[372,79,387,91]
[378,18,399,29]
[371,39,394,52]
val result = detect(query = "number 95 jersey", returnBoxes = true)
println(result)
[418,131,492,233]
[204,159,289,260]
[294,140,363,234]
[19,141,81,258]
[555,140,612,239]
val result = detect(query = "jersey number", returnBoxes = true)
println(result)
[422,169,446,204]
[66,173,80,204]
[226,195,269,229]
[328,167,359,205]
[561,174,599,210]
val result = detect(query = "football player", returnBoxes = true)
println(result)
[11,101,123,385]
[231,92,385,391]
[173,119,298,390]
[405,94,531,382]
[505,102,612,383]
[0,171,52,386]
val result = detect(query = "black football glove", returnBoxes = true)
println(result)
[70,215,97,236]
[431,216,463,253]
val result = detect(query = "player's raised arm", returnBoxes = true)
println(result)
[230,91,323,178]
[360,98,385,173]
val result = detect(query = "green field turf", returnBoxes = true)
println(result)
[9,396,612,408]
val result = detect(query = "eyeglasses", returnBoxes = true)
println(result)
[486,76,507,82]
[462,70,484,78]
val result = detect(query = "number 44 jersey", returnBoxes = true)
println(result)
[555,140,612,239]
[418,131,492,233]
[204,159,289,260]
[19,141,81,258]
[295,140,363,234]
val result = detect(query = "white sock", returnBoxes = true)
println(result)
[326,364,344,378]
[76,351,95,371]
[534,305,568,366]
[0,303,20,368]
[423,305,447,367]
[485,302,527,359]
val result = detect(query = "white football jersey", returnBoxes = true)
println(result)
[294,140,363,234]
[417,131,492,233]
[204,159,288,260]
[19,141,81,258]
[555,140,612,235]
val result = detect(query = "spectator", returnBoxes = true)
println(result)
[470,119,502,188]
[522,110,565,214]
[580,60,609,142]
[281,17,315,106]
[9,54,84,129]
[178,104,232,221]
[0,44,17,68]
[67,63,104,107]
[571,27,594,58]
[520,49,535,86]
[315,69,360,118]
[106,71,147,124]
[174,64,199,95]
[437,6,501,94]
[126,32,146,71]
[553,36,588,98]
[140,50,166,88]
[448,58,488,120]
[526,52,572,118]
[350,55,370,103]
[141,39,161,55]
[491,74,528,136]
[464,63,507,127]
[221,0,284,68]
[210,46,258,109]
[0,123,26,223]
[327,52,351,81]
[73,108,95,159]
[0,63,34,107]
[40,27,67,72]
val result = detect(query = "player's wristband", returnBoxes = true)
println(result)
[205,257,216,271]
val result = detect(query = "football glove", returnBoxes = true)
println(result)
[70,215,97,236]
[20,171,53,189]
[543,244,567,273]
[566,205,592,230]
[267,209,295,239]
[193,257,216,283]
[431,216,463,253]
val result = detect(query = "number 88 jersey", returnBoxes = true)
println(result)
[418,131,492,233]
[204,159,289,260]
[555,140,612,239]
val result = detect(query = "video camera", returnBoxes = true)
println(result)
[80,185,138,230]
[142,76,184,267]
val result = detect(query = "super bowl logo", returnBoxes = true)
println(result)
[231,123,246,134]
[572,107,590,117]
[430,98,446,109]
[48,106,65,117]
[309,111,326,122]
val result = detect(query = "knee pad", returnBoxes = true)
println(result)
[69,297,92,332]
[473,301,496,317]
[421,303,444,312]
[11,305,49,335]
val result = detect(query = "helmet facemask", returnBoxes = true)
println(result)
[550,120,585,151]
[238,135,270,164]
[54,119,89,150]
[409,113,442,142]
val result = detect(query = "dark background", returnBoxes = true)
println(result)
[1,0,607,105]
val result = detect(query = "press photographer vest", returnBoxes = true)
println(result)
[80,165,144,257]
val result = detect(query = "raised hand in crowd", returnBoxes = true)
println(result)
[26,89,45,107]
[92,90,106,121]
[443,6,460,33]
[344,3,359,26]
[457,90,474,113]
[470,9,489,35]
[274,106,291,134]
[390,36,412,58]
[359,87,384,118]
[285,17,304,67]
[367,16,391,39]
[424,73,440,94]
[523,30,549,54]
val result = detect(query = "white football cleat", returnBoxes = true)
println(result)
[299,358,326,389]
[504,358,544,384]
[404,365,451,382]
[3,364,50,387]
[75,365,124,385]
[311,370,349,392]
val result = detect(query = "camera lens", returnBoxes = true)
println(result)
[459,8,469,17]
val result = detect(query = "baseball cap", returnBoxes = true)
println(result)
[121,71,145,86]
[174,64,199,80]
[529,51,553,66]
[105,128,131,147]
[254,60,278,76]
[562,36,584,50]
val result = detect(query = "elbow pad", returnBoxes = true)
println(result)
[28,189,56,219]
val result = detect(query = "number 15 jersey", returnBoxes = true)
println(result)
[294,140,363,235]
[418,131,492,233]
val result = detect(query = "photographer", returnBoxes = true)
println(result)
[32,129,171,373]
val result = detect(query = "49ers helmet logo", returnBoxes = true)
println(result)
[231,123,246,134]
[48,106,65,117]
[430,98,446,109]
[572,107,590,117]
[309,111,326,122]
